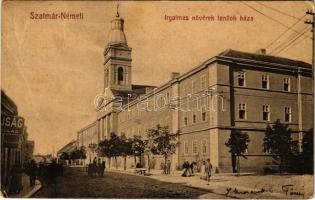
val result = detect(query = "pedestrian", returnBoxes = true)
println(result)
[161,162,166,174]
[97,158,102,176]
[46,159,60,195]
[28,159,38,187]
[93,157,97,164]
[100,161,105,176]
[200,160,205,177]
[205,158,213,184]
[91,160,97,177]
[87,163,92,176]
[38,161,44,181]
[166,160,171,175]
[190,161,197,175]
[8,163,23,194]
[181,160,190,177]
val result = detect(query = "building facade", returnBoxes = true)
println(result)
[1,90,31,190]
[77,11,313,172]
[21,140,34,165]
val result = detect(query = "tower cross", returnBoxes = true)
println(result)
[116,2,120,18]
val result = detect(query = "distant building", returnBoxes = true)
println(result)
[32,154,45,164]
[57,140,77,164]
[77,10,313,172]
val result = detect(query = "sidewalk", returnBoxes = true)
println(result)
[108,168,313,199]
[9,173,42,198]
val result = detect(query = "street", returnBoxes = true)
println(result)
[33,167,226,198]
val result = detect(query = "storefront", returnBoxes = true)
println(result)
[1,91,25,191]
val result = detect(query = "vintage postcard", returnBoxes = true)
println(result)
[1,0,314,199]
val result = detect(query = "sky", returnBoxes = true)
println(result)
[2,1,313,155]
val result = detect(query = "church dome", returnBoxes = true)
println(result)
[107,15,127,46]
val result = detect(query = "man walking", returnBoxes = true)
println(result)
[166,160,171,175]
[28,159,38,187]
[38,161,44,181]
[205,158,212,184]
[100,161,105,177]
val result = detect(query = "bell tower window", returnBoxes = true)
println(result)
[118,67,124,85]
[103,11,132,91]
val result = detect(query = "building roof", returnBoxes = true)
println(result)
[111,84,156,101]
[57,140,77,155]
[218,49,312,69]
[1,90,18,115]
[107,16,127,46]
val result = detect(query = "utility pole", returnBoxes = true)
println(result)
[305,8,314,69]
[304,8,314,151]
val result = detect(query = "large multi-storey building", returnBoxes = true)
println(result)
[77,11,313,172]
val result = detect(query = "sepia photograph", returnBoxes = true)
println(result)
[1,0,314,198]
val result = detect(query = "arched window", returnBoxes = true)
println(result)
[118,67,124,83]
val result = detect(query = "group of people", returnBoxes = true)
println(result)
[6,158,64,195]
[87,158,106,177]
[160,158,213,183]
[182,160,197,177]
[182,159,213,182]
[25,159,64,188]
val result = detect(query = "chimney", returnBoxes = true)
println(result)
[171,72,180,79]
[256,49,266,55]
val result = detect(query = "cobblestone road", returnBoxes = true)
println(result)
[33,167,226,198]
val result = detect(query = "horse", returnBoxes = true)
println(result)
[88,162,104,177]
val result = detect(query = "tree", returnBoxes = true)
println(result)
[110,133,123,169]
[225,130,250,174]
[144,136,154,173]
[77,146,87,159]
[118,134,133,170]
[130,135,146,168]
[99,132,122,169]
[98,133,121,169]
[146,125,179,170]
[59,152,70,162]
[88,143,97,162]
[302,128,314,174]
[98,137,112,168]
[69,151,78,161]
[78,146,87,165]
[263,119,297,174]
[69,146,87,161]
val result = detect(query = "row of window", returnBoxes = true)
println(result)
[183,139,207,155]
[182,72,291,98]
[119,93,171,123]
[183,75,207,96]
[238,72,291,92]
[238,104,292,122]
[121,117,171,137]
[183,110,207,126]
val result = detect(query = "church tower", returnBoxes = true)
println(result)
[103,7,132,91]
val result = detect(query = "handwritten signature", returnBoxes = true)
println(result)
[225,186,273,196]
[282,184,305,198]
[225,184,304,198]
